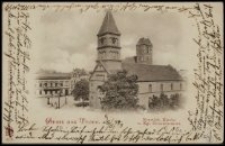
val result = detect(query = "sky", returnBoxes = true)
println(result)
[32,9,198,73]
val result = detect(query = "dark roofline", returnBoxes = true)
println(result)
[137,79,184,82]
[137,37,152,46]
[97,59,122,62]
[35,73,71,80]
[97,45,121,50]
[97,32,121,37]
[37,78,71,80]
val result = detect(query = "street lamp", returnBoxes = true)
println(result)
[47,95,50,105]
[65,91,67,105]
[57,89,63,109]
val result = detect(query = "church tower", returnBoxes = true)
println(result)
[96,11,122,72]
[89,11,122,109]
[136,37,153,65]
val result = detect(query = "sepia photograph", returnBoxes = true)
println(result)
[2,2,224,144]
[33,9,188,112]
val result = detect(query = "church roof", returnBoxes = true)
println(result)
[122,63,183,82]
[137,38,152,46]
[91,59,182,82]
[97,11,121,36]
[123,56,137,64]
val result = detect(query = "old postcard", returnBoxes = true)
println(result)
[2,2,224,144]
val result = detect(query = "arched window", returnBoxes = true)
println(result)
[112,37,117,45]
[40,83,42,87]
[99,51,106,59]
[149,84,152,92]
[141,45,146,53]
[180,83,182,90]
[113,52,117,59]
[139,56,144,62]
[147,47,149,53]
[100,37,105,45]
[44,83,47,87]
[142,47,145,54]
[116,52,119,59]
[171,83,173,90]
[110,51,117,59]
[161,84,163,91]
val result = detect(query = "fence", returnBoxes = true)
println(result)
[46,95,68,109]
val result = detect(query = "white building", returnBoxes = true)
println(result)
[35,73,71,97]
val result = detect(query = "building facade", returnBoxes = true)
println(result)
[89,11,186,109]
[35,73,71,97]
[35,70,89,97]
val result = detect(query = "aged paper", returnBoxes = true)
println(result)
[2,2,224,144]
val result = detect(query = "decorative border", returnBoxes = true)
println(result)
[2,2,223,144]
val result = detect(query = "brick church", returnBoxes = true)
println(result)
[89,11,185,109]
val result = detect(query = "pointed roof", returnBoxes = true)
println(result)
[137,38,152,46]
[97,11,121,36]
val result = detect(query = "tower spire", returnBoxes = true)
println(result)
[97,11,121,36]
[96,11,122,72]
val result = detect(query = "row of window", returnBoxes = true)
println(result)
[98,51,119,60]
[72,73,88,78]
[138,46,151,54]
[99,37,118,45]
[37,90,69,95]
[38,82,64,87]
[148,83,182,92]
[99,51,119,54]
[138,56,151,62]
[90,82,183,92]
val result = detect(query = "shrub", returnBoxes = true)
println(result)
[99,70,139,111]
[149,93,181,111]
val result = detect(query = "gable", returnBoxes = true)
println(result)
[95,64,106,72]
[89,62,109,81]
